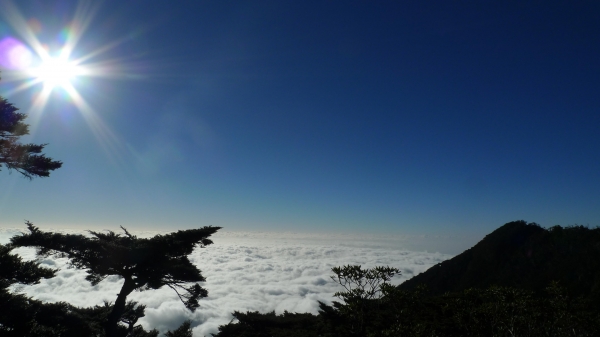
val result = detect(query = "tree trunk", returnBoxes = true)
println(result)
[105,277,136,337]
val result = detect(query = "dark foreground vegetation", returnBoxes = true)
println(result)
[1,224,214,337]
[3,221,600,336]
[215,282,600,336]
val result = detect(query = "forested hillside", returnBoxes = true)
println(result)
[399,220,600,299]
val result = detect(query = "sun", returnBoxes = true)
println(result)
[30,55,82,90]
[0,1,125,98]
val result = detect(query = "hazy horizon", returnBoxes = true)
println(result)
[0,225,483,255]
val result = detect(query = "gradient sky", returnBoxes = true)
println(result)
[0,1,599,239]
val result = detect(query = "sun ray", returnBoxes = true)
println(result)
[62,83,128,169]
[63,0,102,52]
[71,36,131,65]
[24,84,54,136]
[1,78,43,97]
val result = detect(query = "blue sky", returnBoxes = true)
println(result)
[1,1,599,239]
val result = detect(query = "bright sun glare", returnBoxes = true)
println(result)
[0,0,130,99]
[31,55,82,89]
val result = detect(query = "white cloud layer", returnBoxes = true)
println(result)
[1,228,453,336]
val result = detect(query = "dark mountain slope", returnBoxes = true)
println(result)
[399,220,600,298]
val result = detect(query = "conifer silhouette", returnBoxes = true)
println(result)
[12,222,220,337]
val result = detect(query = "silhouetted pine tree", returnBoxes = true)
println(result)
[11,222,220,337]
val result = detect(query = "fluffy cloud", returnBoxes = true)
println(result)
[1,228,453,336]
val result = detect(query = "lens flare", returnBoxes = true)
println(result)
[0,37,33,70]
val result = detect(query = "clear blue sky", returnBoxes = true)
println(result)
[1,1,599,238]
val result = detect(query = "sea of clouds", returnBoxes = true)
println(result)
[1,228,458,336]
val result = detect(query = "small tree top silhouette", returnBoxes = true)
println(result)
[165,320,193,337]
[11,222,220,337]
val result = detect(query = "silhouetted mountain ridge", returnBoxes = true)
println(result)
[399,220,600,299]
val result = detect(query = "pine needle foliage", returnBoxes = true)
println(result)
[11,222,220,337]
[0,93,62,179]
